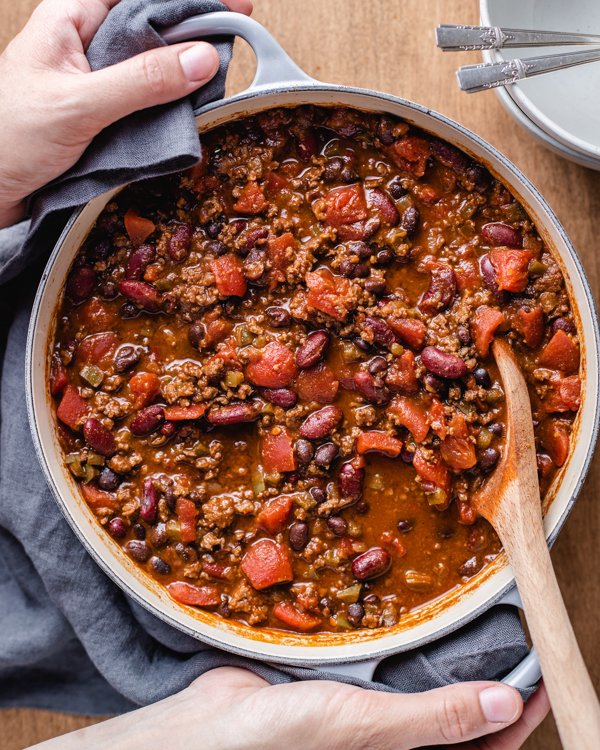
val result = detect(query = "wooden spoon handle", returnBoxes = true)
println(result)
[498,497,600,748]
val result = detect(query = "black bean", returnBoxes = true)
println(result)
[309,486,327,504]
[98,467,120,492]
[295,439,314,465]
[289,522,309,551]
[322,156,345,183]
[266,306,292,328]
[355,500,370,514]
[423,372,447,395]
[150,523,168,548]
[552,317,576,335]
[132,523,146,540]
[188,321,205,349]
[374,247,394,266]
[368,356,388,375]
[348,241,372,259]
[347,602,365,627]
[126,540,151,563]
[388,176,407,199]
[205,218,224,239]
[456,325,471,346]
[400,446,415,464]
[488,422,503,436]
[314,442,338,468]
[108,517,127,539]
[364,278,387,296]
[397,519,413,533]
[327,516,347,536]
[353,336,371,352]
[401,206,420,235]
[149,556,171,575]
[98,280,118,300]
[120,302,139,319]
[479,447,500,472]
[459,556,481,578]
[114,344,144,372]
[474,367,491,388]
[206,239,228,256]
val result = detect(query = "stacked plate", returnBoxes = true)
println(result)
[480,0,600,170]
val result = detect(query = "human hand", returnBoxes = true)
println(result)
[0,0,252,229]
[31,667,550,750]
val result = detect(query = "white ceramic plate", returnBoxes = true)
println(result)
[481,0,600,162]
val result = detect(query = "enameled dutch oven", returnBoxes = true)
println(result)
[26,13,600,687]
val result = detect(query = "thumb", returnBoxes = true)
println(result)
[78,42,220,129]
[361,681,523,748]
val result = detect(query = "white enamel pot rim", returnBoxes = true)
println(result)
[26,13,600,685]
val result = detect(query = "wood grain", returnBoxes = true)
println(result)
[1,1,598,747]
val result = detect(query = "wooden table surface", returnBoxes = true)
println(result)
[1,1,598,747]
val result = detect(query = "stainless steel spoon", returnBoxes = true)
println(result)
[436,24,600,51]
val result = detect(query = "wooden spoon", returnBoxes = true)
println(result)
[473,338,600,748]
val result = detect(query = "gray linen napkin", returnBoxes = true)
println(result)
[0,0,532,714]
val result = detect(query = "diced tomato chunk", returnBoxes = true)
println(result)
[202,561,230,580]
[440,414,477,470]
[305,269,352,322]
[543,376,581,413]
[176,498,198,543]
[388,317,426,350]
[455,259,481,292]
[50,353,69,398]
[385,350,419,394]
[489,249,534,293]
[210,254,247,297]
[539,419,570,467]
[167,581,220,608]
[77,297,113,332]
[413,449,451,493]
[324,184,368,227]
[296,363,339,404]
[538,330,580,373]
[389,396,429,442]
[124,209,155,245]
[129,372,161,408]
[77,332,118,365]
[57,385,90,431]
[241,539,293,590]
[257,494,294,534]
[471,305,505,358]
[81,482,119,511]
[163,404,207,421]
[246,341,298,388]
[261,428,297,474]
[389,135,431,176]
[273,601,322,632]
[429,397,447,439]
[356,431,403,457]
[514,306,544,349]
[268,232,297,284]
[457,501,477,525]
[204,318,233,348]
[265,171,289,194]
[233,182,268,214]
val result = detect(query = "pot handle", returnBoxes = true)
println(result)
[161,11,316,91]
[315,587,542,689]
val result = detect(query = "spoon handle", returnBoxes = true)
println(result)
[495,495,600,749]
[436,24,600,51]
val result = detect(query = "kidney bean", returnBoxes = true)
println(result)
[114,344,144,372]
[481,222,522,248]
[67,266,96,303]
[125,244,156,280]
[367,188,399,225]
[126,540,151,563]
[400,206,420,235]
[83,418,116,456]
[338,217,380,242]
[299,405,343,439]
[327,515,347,536]
[168,223,192,260]
[242,248,267,282]
[421,346,467,379]
[140,478,159,523]
[207,401,261,425]
[149,556,171,575]
[49,354,69,398]
[160,421,177,438]
[295,438,314,465]
[353,370,390,404]
[338,459,364,504]
[479,254,505,301]
[352,547,391,581]
[98,467,120,491]
[242,227,269,254]
[310,486,327,504]
[397,519,414,533]
[364,278,387,296]
[430,139,470,174]
[418,263,456,314]
[119,280,162,312]
[265,306,292,328]
[552,317,576,335]
[314,442,338,468]
[108,517,127,539]
[365,316,395,349]
[347,602,365,627]
[296,330,330,369]
[262,387,297,409]
[479,447,500,472]
[368,356,388,375]
[296,127,318,161]
[473,367,491,388]
[289,522,309,551]
[130,405,165,436]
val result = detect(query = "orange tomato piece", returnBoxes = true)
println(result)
[538,330,580,373]
[324,184,368,227]
[267,232,297,284]
[296,363,339,404]
[429,397,447,439]
[389,135,431,176]
[176,498,198,543]
[305,269,352,322]
[489,248,534,293]
[471,305,505,358]
[388,317,426,350]
[356,431,403,457]
[413,449,451,493]
[514,306,544,349]
[257,495,294,535]
[385,350,419,394]
[273,601,322,632]
[124,209,155,245]
[454,259,481,292]
[389,396,430,443]
[261,428,297,474]
[246,341,298,388]
[167,581,220,608]
[440,414,477,470]
[543,376,581,413]
[539,419,570,467]
[57,385,90,431]
[81,482,119,511]
[129,372,161,408]
[233,182,268,214]
[163,404,207,421]
[210,254,247,297]
[241,539,293,590]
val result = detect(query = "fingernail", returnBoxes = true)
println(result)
[479,686,521,723]
[179,44,218,82]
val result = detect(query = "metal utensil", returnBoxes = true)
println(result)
[457,48,600,93]
[436,24,600,51]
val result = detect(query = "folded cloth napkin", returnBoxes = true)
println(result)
[0,0,532,715]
